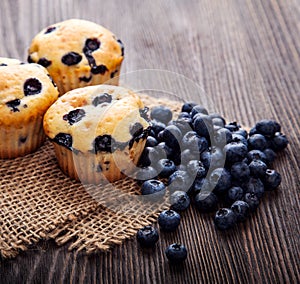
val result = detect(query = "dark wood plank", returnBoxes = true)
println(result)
[0,0,299,283]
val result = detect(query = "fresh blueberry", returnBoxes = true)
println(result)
[150,105,173,125]
[172,117,193,134]
[249,127,258,136]
[178,112,191,119]
[234,128,248,139]
[182,131,208,153]
[255,119,281,137]
[135,166,158,183]
[157,159,176,178]
[269,132,289,152]
[150,120,166,136]
[214,208,237,230]
[160,125,182,150]
[212,117,225,128]
[263,148,277,165]
[245,177,264,199]
[213,128,232,147]
[248,134,268,151]
[186,160,207,179]
[181,101,197,113]
[146,136,158,147]
[225,121,240,132]
[230,162,250,183]
[231,133,248,147]
[223,142,248,164]
[193,114,213,139]
[247,150,267,164]
[249,159,267,178]
[226,186,244,204]
[23,78,42,96]
[209,113,226,124]
[190,178,212,196]
[156,142,178,163]
[170,191,191,211]
[168,170,192,193]
[165,243,188,264]
[209,168,232,195]
[158,210,181,232]
[200,147,224,169]
[190,105,209,117]
[136,225,159,247]
[141,179,166,198]
[194,191,218,213]
[243,192,260,211]
[231,200,250,222]
[180,149,200,165]
[139,146,166,167]
[263,169,281,190]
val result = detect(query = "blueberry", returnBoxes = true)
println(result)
[141,179,166,199]
[37,57,52,67]
[249,127,258,136]
[139,107,149,120]
[93,135,115,153]
[225,121,240,132]
[269,132,289,152]
[170,191,190,211]
[135,166,158,183]
[156,142,176,162]
[53,133,73,150]
[23,78,42,96]
[150,120,166,136]
[190,105,209,117]
[146,136,158,147]
[194,191,218,213]
[136,225,159,247]
[226,186,244,204]
[130,122,144,137]
[178,112,191,119]
[63,109,86,125]
[190,178,212,196]
[249,159,267,178]
[231,133,248,147]
[247,150,267,164]
[168,170,192,193]
[165,243,188,264]
[85,38,101,51]
[61,52,82,66]
[230,162,250,183]
[172,117,193,134]
[209,113,226,124]
[263,148,277,165]
[245,177,264,199]
[213,128,232,146]
[91,64,108,75]
[243,192,260,211]
[223,142,248,164]
[234,128,248,139]
[186,160,207,179]
[157,159,176,178]
[92,93,112,106]
[255,119,281,137]
[263,169,281,190]
[209,168,232,195]
[117,39,124,56]
[200,147,224,169]
[182,131,208,153]
[158,210,181,232]
[248,134,268,151]
[150,105,173,125]
[6,99,21,112]
[214,208,237,230]
[212,117,225,128]
[44,26,56,34]
[231,200,250,222]
[139,146,166,167]
[160,125,182,150]
[181,101,197,113]
[193,114,213,139]
[180,149,200,165]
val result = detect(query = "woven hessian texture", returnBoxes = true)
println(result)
[0,95,181,258]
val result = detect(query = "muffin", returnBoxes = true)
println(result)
[0,63,59,158]
[0,57,24,66]
[43,85,150,184]
[28,19,124,95]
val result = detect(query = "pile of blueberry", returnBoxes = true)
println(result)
[135,102,288,263]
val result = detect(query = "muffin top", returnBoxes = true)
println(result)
[43,85,150,153]
[28,19,124,85]
[0,63,59,126]
[0,57,24,66]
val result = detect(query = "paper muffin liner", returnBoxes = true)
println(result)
[0,116,46,159]
[52,137,147,184]
[54,66,121,96]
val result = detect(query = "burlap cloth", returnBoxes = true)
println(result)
[0,95,182,258]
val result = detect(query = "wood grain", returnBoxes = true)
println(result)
[0,0,299,283]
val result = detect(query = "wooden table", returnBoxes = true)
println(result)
[0,0,299,283]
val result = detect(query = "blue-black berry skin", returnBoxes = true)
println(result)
[248,134,268,151]
[170,191,191,212]
[135,166,158,183]
[255,119,281,137]
[223,142,248,164]
[226,186,244,204]
[158,210,181,232]
[230,161,250,183]
[214,128,233,147]
[165,243,188,264]
[190,105,209,117]
[209,168,232,195]
[243,192,260,211]
[231,200,250,222]
[245,177,265,199]
[186,160,207,179]
[160,125,182,150]
[247,150,267,164]
[193,114,213,139]
[141,179,166,196]
[269,132,289,152]
[263,169,282,190]
[168,170,192,193]
[182,102,197,113]
[263,148,277,165]
[214,208,237,230]
[249,159,267,178]
[232,133,248,147]
[200,147,224,169]
[136,226,159,247]
[157,159,176,178]
[194,191,218,213]
[234,128,248,139]
[145,136,158,147]
[150,105,173,125]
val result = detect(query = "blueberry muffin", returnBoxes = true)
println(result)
[0,57,24,66]
[28,19,124,95]
[0,63,59,158]
[43,85,150,184]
